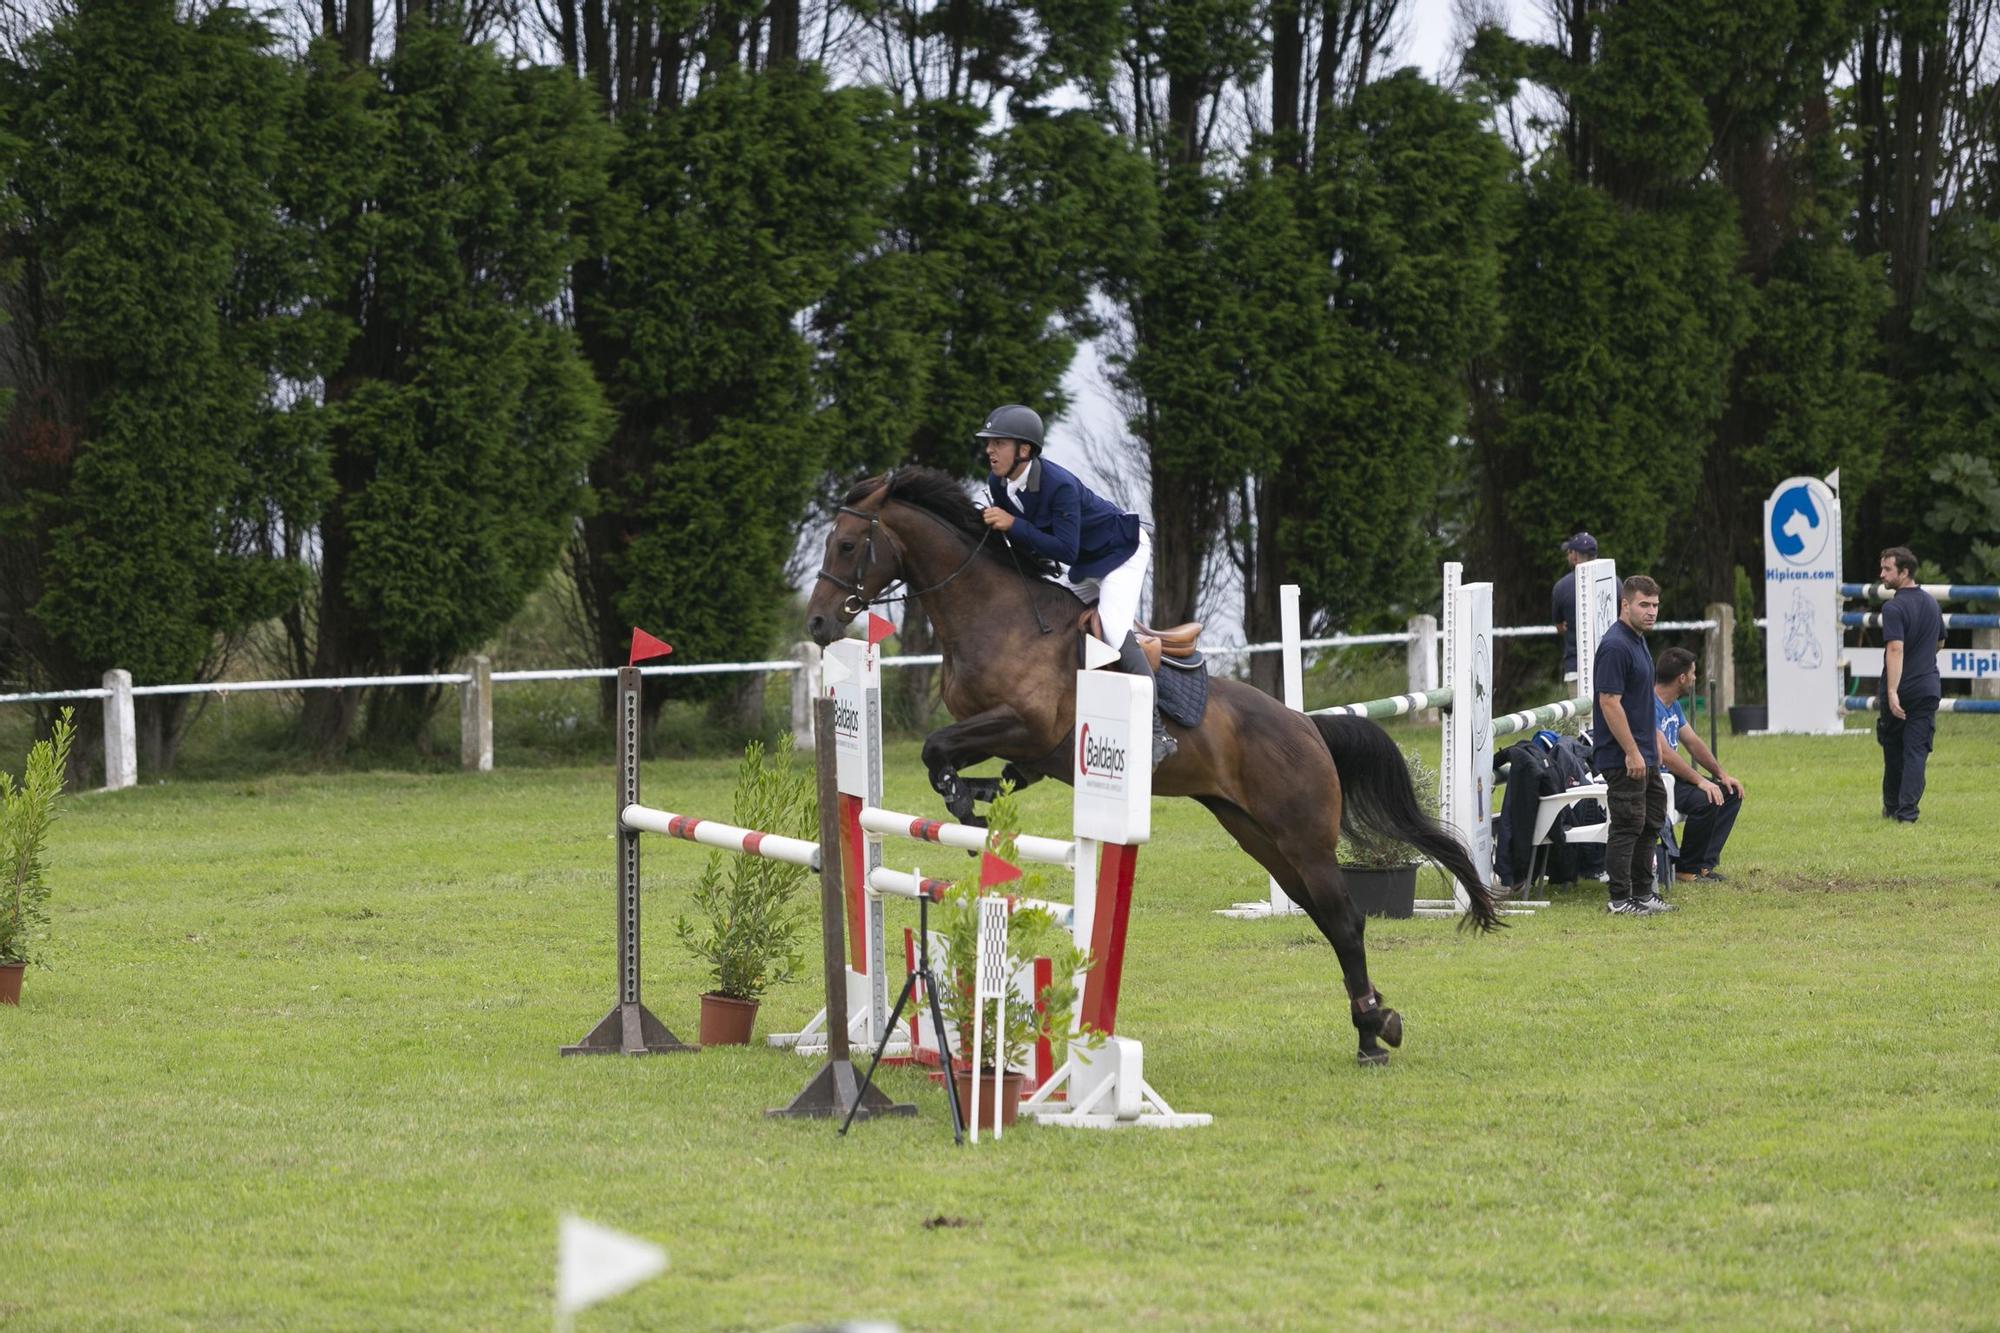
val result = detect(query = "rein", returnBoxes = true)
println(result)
[815,500,996,618]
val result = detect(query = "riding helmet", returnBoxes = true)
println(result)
[974,404,1045,454]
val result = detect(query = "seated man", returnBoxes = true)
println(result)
[1652,647,1745,883]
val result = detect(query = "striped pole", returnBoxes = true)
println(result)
[1842,612,2000,630]
[1843,695,2000,715]
[1841,583,2000,602]
[618,806,820,869]
[1310,686,1456,720]
[1491,696,1594,740]
[858,807,1075,867]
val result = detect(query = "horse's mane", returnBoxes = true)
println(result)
[843,467,1063,581]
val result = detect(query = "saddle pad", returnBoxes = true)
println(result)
[1154,657,1209,729]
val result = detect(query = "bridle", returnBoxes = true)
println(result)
[815,495,994,618]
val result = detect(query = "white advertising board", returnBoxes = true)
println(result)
[1763,475,1843,733]
[1073,671,1152,846]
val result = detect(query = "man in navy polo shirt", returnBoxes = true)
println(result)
[1592,574,1675,916]
[1875,545,1944,822]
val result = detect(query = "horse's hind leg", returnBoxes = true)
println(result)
[1197,798,1397,1065]
[1249,817,1402,1066]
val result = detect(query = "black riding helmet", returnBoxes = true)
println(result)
[974,404,1045,457]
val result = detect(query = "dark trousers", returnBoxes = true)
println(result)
[1877,694,1940,821]
[1673,782,1743,873]
[1605,770,1667,900]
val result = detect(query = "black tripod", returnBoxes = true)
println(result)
[840,891,965,1143]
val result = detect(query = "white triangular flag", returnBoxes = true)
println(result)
[556,1214,666,1317]
[820,650,850,686]
[1082,634,1120,670]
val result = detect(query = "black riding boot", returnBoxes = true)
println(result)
[1111,632,1177,769]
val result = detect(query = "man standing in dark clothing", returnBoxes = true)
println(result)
[1593,574,1675,916]
[1876,546,1944,822]
[1553,532,1597,683]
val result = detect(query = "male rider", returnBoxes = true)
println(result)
[974,404,1175,768]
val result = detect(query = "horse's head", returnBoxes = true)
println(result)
[806,477,905,646]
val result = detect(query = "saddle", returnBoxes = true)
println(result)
[1079,608,1202,672]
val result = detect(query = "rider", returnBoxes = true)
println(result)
[974,404,1176,768]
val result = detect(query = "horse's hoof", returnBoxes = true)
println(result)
[1379,1009,1403,1048]
[1356,1048,1391,1067]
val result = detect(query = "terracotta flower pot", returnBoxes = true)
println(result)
[0,961,24,1006]
[698,992,759,1046]
[950,1068,1026,1131]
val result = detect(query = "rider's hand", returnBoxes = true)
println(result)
[980,507,1015,532]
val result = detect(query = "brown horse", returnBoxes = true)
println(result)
[805,468,1497,1065]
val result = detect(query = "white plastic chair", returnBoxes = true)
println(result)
[1524,782,1609,887]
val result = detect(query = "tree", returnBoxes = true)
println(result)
[286,23,611,750]
[0,0,316,776]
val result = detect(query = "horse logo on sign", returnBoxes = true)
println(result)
[1770,483,1830,566]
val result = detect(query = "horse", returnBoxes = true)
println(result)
[804,467,1497,1066]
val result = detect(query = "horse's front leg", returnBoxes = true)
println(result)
[921,706,1044,826]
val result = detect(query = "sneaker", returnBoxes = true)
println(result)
[1691,868,1727,882]
[1606,898,1644,916]
[1631,893,1678,913]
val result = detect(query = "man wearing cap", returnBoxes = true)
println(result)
[975,404,1175,767]
[1553,532,1598,683]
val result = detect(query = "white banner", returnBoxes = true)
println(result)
[1073,671,1152,845]
[1763,475,1843,733]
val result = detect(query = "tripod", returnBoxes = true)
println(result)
[840,891,965,1143]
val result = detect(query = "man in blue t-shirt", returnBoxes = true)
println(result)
[1875,545,1944,822]
[1592,574,1675,916]
[1653,647,1745,881]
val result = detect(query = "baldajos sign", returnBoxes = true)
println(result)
[1073,672,1152,846]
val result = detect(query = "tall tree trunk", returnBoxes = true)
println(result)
[344,0,374,66]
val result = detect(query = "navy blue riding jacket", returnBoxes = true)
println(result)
[986,456,1142,581]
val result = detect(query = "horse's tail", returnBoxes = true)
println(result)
[1310,714,1502,933]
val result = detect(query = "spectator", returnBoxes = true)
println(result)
[1875,546,1943,822]
[1652,647,1745,883]
[1553,532,1597,683]
[1592,574,1675,916]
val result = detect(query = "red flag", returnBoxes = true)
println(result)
[628,628,673,665]
[979,850,1022,889]
[866,612,896,645]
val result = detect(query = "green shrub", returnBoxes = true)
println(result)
[0,709,76,967]
[672,740,815,1002]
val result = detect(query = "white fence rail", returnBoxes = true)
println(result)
[4,613,1732,792]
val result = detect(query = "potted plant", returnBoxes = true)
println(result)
[1,710,76,1005]
[930,785,1094,1131]
[672,739,815,1045]
[1334,749,1437,919]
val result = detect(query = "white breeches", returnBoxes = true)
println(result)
[1069,527,1152,647]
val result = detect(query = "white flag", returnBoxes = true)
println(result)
[556,1215,667,1317]
[820,649,851,686]
[1082,634,1120,670]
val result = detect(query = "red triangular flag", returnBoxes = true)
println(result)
[866,612,896,645]
[629,628,673,665]
[979,850,1022,889]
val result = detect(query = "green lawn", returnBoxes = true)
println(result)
[3,719,1998,1330]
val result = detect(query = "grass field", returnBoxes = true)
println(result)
[3,716,1998,1330]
